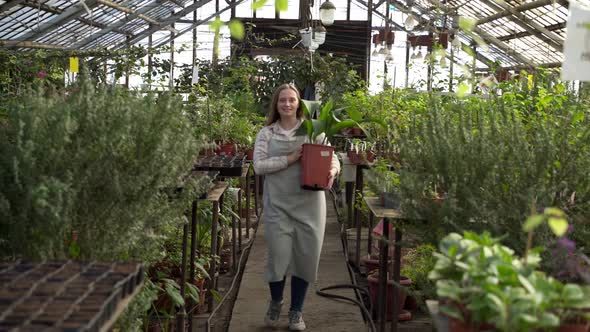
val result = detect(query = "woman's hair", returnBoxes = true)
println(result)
[266,83,303,125]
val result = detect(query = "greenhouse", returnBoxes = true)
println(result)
[1,0,590,331]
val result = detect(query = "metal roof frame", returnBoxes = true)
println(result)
[1,0,588,69]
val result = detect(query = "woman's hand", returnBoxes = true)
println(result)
[327,168,338,189]
[287,146,303,165]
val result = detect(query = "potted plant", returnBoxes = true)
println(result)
[367,269,413,321]
[295,100,364,190]
[347,139,376,165]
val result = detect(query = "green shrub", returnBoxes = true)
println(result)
[0,80,208,261]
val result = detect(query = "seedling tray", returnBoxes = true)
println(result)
[0,261,143,331]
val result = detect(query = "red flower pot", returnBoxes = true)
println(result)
[301,143,334,190]
[216,143,235,156]
[245,148,254,161]
[367,274,412,321]
[558,322,590,332]
[360,255,392,274]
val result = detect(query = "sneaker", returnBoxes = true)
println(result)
[288,310,306,331]
[264,300,283,327]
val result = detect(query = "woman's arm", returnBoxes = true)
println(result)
[253,127,289,175]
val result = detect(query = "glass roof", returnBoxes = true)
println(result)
[1,0,589,69]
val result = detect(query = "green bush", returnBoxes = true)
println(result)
[394,83,590,255]
[0,80,208,261]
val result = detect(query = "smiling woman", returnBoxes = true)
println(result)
[252,82,340,331]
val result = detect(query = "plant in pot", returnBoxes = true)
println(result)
[347,139,376,165]
[400,244,437,312]
[366,269,413,321]
[294,99,363,190]
[367,160,401,209]
[343,105,388,138]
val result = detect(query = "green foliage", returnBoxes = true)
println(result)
[430,231,590,331]
[0,79,208,261]
[296,99,363,145]
[178,55,365,113]
[400,244,437,302]
[393,85,590,253]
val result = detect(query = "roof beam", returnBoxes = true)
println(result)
[477,61,561,71]
[0,39,66,49]
[476,0,554,25]
[355,0,406,32]
[166,0,185,7]
[12,0,99,44]
[388,0,497,68]
[96,0,177,32]
[497,22,565,42]
[0,0,25,13]
[150,0,246,49]
[422,0,537,67]
[478,0,563,52]
[70,0,163,49]
[112,0,214,49]
[21,0,133,37]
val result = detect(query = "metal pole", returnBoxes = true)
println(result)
[404,41,410,88]
[169,23,175,92]
[188,200,198,331]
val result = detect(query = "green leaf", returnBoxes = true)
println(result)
[252,0,266,10]
[346,107,363,122]
[319,100,334,121]
[275,0,288,11]
[457,82,469,97]
[548,217,568,237]
[562,284,583,301]
[459,17,477,32]
[301,99,320,118]
[523,214,544,232]
[228,20,245,40]
[518,275,536,294]
[164,280,185,307]
[326,119,360,139]
[186,283,201,303]
[209,16,224,31]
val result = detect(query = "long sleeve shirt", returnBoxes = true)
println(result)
[253,119,340,176]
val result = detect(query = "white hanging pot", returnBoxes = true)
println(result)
[300,28,313,48]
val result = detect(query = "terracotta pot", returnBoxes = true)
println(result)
[404,295,419,311]
[558,322,590,332]
[301,143,334,190]
[216,143,235,156]
[361,255,392,274]
[367,274,412,321]
[245,148,254,161]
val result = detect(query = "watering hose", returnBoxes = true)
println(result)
[313,188,376,332]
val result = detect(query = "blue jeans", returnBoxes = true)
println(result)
[269,275,309,312]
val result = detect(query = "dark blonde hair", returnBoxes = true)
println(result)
[266,83,303,125]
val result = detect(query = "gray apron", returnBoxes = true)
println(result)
[263,133,326,284]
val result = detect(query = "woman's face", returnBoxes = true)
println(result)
[277,88,299,120]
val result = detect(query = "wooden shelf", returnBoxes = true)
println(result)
[363,196,406,219]
[206,182,229,202]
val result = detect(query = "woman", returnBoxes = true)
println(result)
[253,83,340,331]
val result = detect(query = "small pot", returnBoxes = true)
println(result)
[367,274,412,321]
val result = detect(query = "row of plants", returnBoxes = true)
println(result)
[430,209,590,331]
